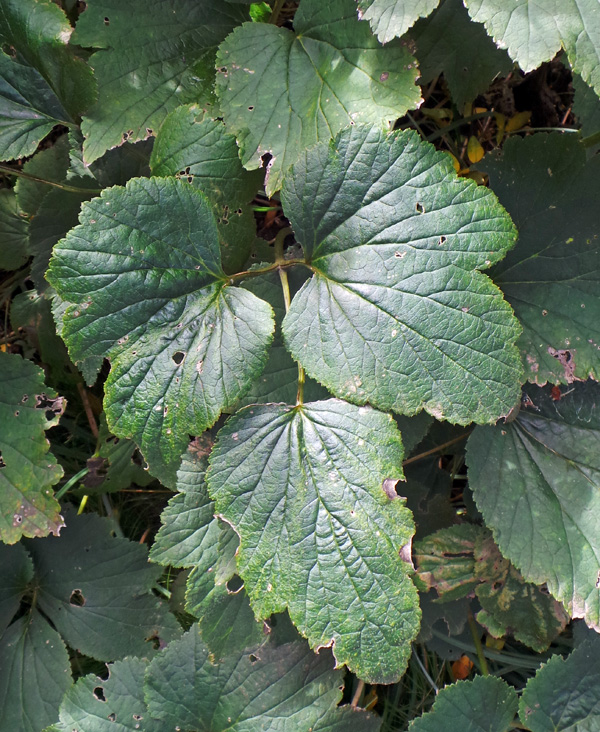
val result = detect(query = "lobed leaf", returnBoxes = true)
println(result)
[486,134,600,384]
[216,0,421,194]
[48,176,274,482]
[73,0,248,163]
[208,398,420,683]
[467,382,600,631]
[281,124,522,425]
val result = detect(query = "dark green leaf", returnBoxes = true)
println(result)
[52,657,163,732]
[208,398,420,683]
[282,124,522,425]
[0,543,33,633]
[519,638,600,731]
[216,0,421,194]
[25,509,181,660]
[90,417,154,493]
[48,177,274,482]
[0,612,70,732]
[0,351,64,544]
[573,72,600,140]
[0,51,71,160]
[467,382,600,631]
[463,0,600,95]
[356,0,440,43]
[0,189,28,269]
[410,0,513,109]
[14,134,70,216]
[72,0,248,163]
[145,628,380,731]
[409,676,518,731]
[0,0,96,120]
[486,134,600,384]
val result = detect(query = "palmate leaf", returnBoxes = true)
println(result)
[281,124,522,425]
[48,177,274,484]
[208,398,420,683]
[409,676,518,732]
[145,628,380,731]
[466,382,600,631]
[0,351,64,544]
[519,638,600,731]
[356,0,440,44]
[72,0,248,164]
[216,0,421,195]
[485,134,600,384]
[463,0,600,95]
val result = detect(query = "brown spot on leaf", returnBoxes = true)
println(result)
[547,347,576,382]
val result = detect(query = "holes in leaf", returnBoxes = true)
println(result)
[108,712,116,722]
[0,451,5,468]
[438,235,447,246]
[69,589,86,607]
[382,478,399,500]
[21,394,28,403]
[93,687,106,702]
[226,576,244,594]
[13,513,22,525]
[35,393,65,419]
[415,202,425,214]
[261,152,273,170]
[172,351,185,365]
[103,16,109,24]
[248,106,254,111]
[248,653,259,664]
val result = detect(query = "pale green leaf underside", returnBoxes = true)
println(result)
[464,0,600,95]
[216,0,421,195]
[208,398,420,683]
[48,177,274,477]
[467,383,600,631]
[519,638,600,731]
[0,351,64,544]
[281,124,522,425]
[53,657,163,732]
[356,0,441,43]
[409,676,518,732]
[0,612,70,732]
[146,629,379,731]
[486,134,600,384]
[72,0,248,163]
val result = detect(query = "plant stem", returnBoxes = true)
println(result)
[582,129,600,148]
[55,466,89,500]
[402,431,471,467]
[350,680,365,708]
[225,257,308,285]
[269,0,286,24]
[0,163,102,194]
[274,227,306,405]
[467,609,489,676]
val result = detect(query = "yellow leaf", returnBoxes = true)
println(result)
[467,135,484,164]
[446,152,460,173]
[506,111,531,133]
[494,112,506,144]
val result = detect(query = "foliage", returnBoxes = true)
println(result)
[0,0,599,730]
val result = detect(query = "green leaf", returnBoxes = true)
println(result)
[216,0,421,195]
[150,104,263,273]
[485,134,600,384]
[356,0,441,44]
[463,0,600,96]
[0,189,28,270]
[48,177,274,482]
[0,543,33,633]
[466,382,600,631]
[573,71,600,142]
[14,134,70,216]
[0,0,96,120]
[0,351,64,544]
[519,638,600,731]
[409,676,518,731]
[145,628,380,731]
[53,657,163,732]
[281,124,522,425]
[72,0,248,164]
[24,509,180,660]
[0,50,71,160]
[0,612,71,732]
[410,0,513,110]
[208,398,420,683]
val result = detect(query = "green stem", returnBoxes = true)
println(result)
[55,466,89,500]
[274,227,306,405]
[269,0,286,24]
[582,129,600,148]
[402,431,471,467]
[0,164,102,194]
[225,257,308,285]
[467,610,489,676]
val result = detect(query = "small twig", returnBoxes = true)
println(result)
[77,382,99,439]
[0,164,101,194]
[350,680,365,708]
[402,431,471,467]
[412,646,439,693]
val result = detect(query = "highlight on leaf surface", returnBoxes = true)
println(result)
[281,123,523,425]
